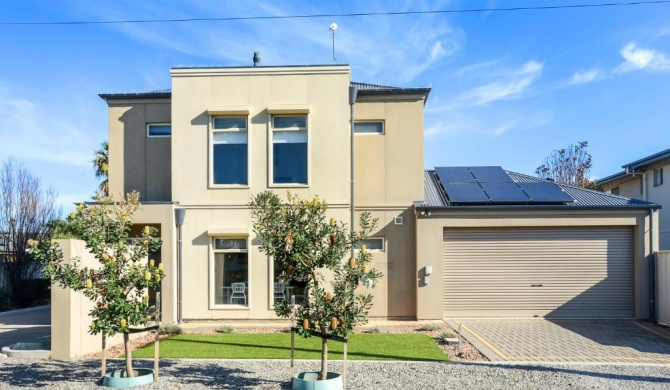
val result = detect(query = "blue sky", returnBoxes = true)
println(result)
[1,0,669,213]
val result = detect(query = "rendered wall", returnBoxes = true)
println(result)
[415,209,656,320]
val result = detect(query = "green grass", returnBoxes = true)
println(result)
[132,333,448,361]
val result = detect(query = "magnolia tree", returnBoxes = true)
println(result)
[29,192,163,378]
[249,191,382,381]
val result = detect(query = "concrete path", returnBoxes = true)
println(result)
[0,305,50,350]
[447,318,670,363]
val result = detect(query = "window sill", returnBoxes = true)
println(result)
[269,184,309,188]
[209,184,250,189]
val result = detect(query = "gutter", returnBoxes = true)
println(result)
[416,204,662,212]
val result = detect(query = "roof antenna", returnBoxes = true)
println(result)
[329,23,338,64]
[253,51,261,67]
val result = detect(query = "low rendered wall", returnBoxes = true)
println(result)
[51,239,147,360]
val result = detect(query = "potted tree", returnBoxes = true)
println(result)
[29,192,163,387]
[249,192,382,389]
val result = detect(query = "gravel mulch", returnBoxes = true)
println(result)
[0,359,669,389]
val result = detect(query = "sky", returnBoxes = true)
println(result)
[1,0,669,214]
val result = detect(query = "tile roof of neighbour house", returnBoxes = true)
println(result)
[420,169,660,210]
[598,147,670,186]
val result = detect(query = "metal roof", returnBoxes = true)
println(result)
[420,169,660,210]
[100,82,431,101]
[598,147,670,186]
[596,170,630,187]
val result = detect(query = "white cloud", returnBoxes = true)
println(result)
[458,60,543,107]
[615,42,670,73]
[570,69,603,85]
[430,41,447,61]
[490,112,553,137]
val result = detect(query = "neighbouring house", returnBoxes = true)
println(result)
[99,64,659,322]
[598,148,670,250]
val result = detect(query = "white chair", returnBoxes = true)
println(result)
[229,282,247,305]
[274,282,286,303]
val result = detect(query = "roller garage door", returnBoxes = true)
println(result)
[443,227,634,318]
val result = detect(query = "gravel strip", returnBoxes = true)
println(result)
[0,359,669,389]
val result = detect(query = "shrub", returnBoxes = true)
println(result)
[159,323,183,336]
[417,323,439,332]
[216,325,235,334]
[21,279,50,308]
[437,331,457,343]
[0,288,10,311]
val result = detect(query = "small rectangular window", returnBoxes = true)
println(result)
[272,116,307,185]
[213,237,249,306]
[354,121,384,134]
[147,124,171,137]
[212,117,248,185]
[654,168,664,187]
[610,187,620,195]
[355,238,385,252]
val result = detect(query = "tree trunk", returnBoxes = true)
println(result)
[123,333,134,377]
[320,336,328,380]
[101,334,106,378]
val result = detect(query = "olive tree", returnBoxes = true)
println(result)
[29,191,163,378]
[249,191,382,381]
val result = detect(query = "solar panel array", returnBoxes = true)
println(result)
[434,166,575,205]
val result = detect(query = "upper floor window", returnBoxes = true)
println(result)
[212,117,248,185]
[610,187,620,195]
[354,121,384,134]
[654,168,664,187]
[147,124,171,137]
[272,116,307,185]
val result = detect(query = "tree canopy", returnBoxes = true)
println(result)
[535,141,599,189]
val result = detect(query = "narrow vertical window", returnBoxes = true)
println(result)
[212,117,248,185]
[654,168,664,187]
[213,238,248,306]
[272,116,307,185]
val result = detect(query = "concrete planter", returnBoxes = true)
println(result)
[292,372,343,390]
[102,368,154,388]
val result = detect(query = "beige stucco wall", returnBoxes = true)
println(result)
[51,240,148,359]
[170,66,351,206]
[107,100,172,201]
[415,208,657,320]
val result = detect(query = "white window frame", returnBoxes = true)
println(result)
[355,237,385,252]
[654,168,664,187]
[354,121,385,135]
[210,236,250,310]
[146,123,172,138]
[269,115,310,187]
[209,116,250,188]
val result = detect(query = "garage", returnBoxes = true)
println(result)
[415,167,660,321]
[442,226,634,318]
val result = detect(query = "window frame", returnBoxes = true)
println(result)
[610,187,620,196]
[354,120,385,135]
[146,123,172,138]
[209,116,250,188]
[654,168,664,187]
[269,115,310,187]
[355,237,385,252]
[210,236,251,309]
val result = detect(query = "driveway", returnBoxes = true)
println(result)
[445,318,670,363]
[0,305,50,349]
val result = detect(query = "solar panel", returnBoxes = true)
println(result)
[443,183,489,203]
[480,182,530,203]
[469,166,513,183]
[435,167,476,183]
[518,182,574,203]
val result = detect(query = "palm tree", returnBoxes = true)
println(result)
[92,141,109,196]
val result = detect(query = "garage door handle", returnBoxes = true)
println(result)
[531,284,543,287]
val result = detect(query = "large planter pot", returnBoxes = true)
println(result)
[102,368,154,388]
[292,372,343,390]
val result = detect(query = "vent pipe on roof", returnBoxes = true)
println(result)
[253,51,261,67]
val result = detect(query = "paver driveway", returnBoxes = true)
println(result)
[446,319,670,363]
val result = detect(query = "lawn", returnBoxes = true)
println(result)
[131,333,448,361]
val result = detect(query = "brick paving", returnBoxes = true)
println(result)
[452,319,670,363]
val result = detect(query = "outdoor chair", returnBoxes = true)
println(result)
[274,282,286,303]
[229,282,247,305]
